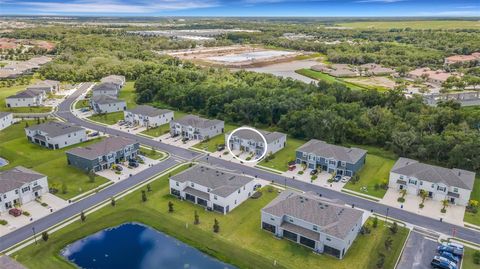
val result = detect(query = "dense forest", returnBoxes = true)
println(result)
[2,23,479,172]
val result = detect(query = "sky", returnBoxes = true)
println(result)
[0,0,479,17]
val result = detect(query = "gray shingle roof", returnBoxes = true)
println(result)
[262,190,363,240]
[391,157,476,190]
[170,164,254,198]
[0,112,12,119]
[100,75,125,86]
[26,121,84,138]
[228,126,286,144]
[0,166,46,194]
[297,139,367,164]
[91,95,125,105]
[66,137,138,160]
[127,105,172,117]
[7,88,44,99]
[92,82,118,92]
[172,115,223,129]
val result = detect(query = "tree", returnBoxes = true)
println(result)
[61,182,68,194]
[419,189,428,208]
[390,222,398,234]
[373,216,378,228]
[168,201,174,212]
[469,199,479,208]
[111,197,116,207]
[213,218,220,233]
[194,210,200,225]
[25,121,29,128]
[441,199,449,213]
[42,231,49,242]
[473,250,480,265]
[80,211,86,222]
[376,253,385,269]
[141,190,147,202]
[147,184,152,192]
[384,236,393,250]
[88,169,95,183]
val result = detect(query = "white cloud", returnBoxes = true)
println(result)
[18,0,219,14]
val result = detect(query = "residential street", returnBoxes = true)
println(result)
[1,83,479,253]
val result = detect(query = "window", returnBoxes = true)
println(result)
[238,189,240,194]
[341,161,346,167]
[437,186,446,192]
[326,238,331,241]
[191,183,194,187]
[15,189,19,194]
[420,181,423,185]
[175,182,179,186]
[214,195,217,200]
[408,179,417,185]
[431,183,435,188]
[313,225,318,231]
[453,188,458,193]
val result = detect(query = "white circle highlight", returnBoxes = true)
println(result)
[226,127,268,163]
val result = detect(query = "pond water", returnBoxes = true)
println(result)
[0,157,8,167]
[62,223,236,269]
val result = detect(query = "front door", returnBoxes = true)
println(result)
[428,191,433,198]
[450,197,455,203]
[399,185,404,190]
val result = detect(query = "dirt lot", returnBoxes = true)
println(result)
[344,76,397,89]
[161,45,305,68]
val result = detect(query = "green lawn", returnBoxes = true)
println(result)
[337,20,480,30]
[463,247,480,269]
[0,121,109,200]
[87,111,124,125]
[258,137,305,172]
[140,110,188,137]
[464,176,480,226]
[118,81,137,108]
[0,82,52,113]
[192,124,238,152]
[12,163,408,269]
[343,154,396,199]
[295,69,368,91]
[74,99,89,109]
[138,146,165,160]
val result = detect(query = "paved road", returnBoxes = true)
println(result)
[397,231,439,269]
[199,155,480,245]
[0,157,180,251]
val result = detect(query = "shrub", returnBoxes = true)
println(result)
[311,175,317,180]
[390,222,398,234]
[473,251,480,264]
[297,171,304,175]
[22,211,31,217]
[372,216,378,228]
[251,191,263,199]
[0,219,7,225]
[266,186,274,193]
[213,219,220,233]
[246,156,251,161]
[41,202,48,207]
[397,197,405,203]
[42,231,49,241]
[441,208,446,213]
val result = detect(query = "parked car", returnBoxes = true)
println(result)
[310,169,318,175]
[253,184,262,190]
[217,144,225,151]
[431,256,457,269]
[439,251,460,264]
[341,176,351,183]
[88,131,99,137]
[115,165,123,172]
[446,243,464,255]
[182,137,189,142]
[8,208,22,217]
[288,165,296,171]
[438,245,463,257]
[80,107,89,112]
[333,175,342,182]
[129,162,139,168]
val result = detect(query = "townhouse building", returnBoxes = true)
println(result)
[27,80,60,94]
[25,121,87,150]
[91,82,120,97]
[169,164,256,214]
[170,115,224,140]
[226,127,287,157]
[389,158,476,206]
[261,190,364,259]
[90,95,127,114]
[296,139,367,176]
[0,112,13,131]
[0,166,49,212]
[66,137,140,172]
[100,75,126,89]
[5,88,45,108]
[124,105,174,128]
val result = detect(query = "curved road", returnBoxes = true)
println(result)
[1,84,479,253]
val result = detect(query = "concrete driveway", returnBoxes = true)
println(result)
[397,229,440,269]
[381,189,465,226]
[157,133,200,149]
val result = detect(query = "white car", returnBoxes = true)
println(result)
[341,176,351,183]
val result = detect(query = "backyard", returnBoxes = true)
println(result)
[140,110,188,137]
[192,123,238,152]
[13,163,408,269]
[258,137,305,172]
[464,176,480,226]
[0,121,109,200]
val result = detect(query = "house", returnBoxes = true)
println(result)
[90,95,126,114]
[169,164,256,214]
[360,63,396,76]
[311,64,358,77]
[261,190,364,259]
[226,127,287,157]
[388,158,476,206]
[66,137,140,172]
[296,139,367,176]
[407,68,459,85]
[0,112,13,131]
[91,82,120,97]
[25,121,87,149]
[0,166,49,212]
[124,105,174,128]
[444,53,480,66]
[170,115,224,140]
[5,88,45,108]
[100,75,126,89]
[27,80,60,94]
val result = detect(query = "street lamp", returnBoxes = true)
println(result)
[32,227,37,245]
[284,178,287,189]
[385,207,389,224]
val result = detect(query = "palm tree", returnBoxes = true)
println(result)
[384,236,393,250]
[441,199,449,213]
[419,190,428,208]
[398,189,407,202]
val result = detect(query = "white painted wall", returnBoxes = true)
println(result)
[0,113,13,131]
[0,176,49,212]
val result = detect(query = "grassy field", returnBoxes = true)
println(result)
[140,110,188,137]
[337,20,480,30]
[74,99,89,109]
[138,146,165,160]
[258,137,305,172]
[192,124,238,152]
[343,154,396,199]
[0,83,52,113]
[87,111,124,125]
[13,164,408,269]
[0,121,109,200]
[464,176,480,226]
[463,247,480,269]
[295,69,370,91]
